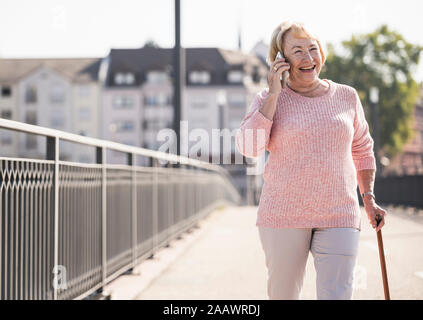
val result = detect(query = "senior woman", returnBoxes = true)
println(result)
[236,21,387,300]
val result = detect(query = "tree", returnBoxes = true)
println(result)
[321,25,423,160]
[143,39,160,48]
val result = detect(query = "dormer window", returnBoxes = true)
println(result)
[227,70,243,83]
[115,73,125,85]
[125,73,135,84]
[114,72,135,85]
[189,71,211,84]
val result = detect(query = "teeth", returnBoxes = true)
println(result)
[300,66,314,70]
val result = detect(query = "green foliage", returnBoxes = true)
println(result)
[321,25,423,158]
[143,39,160,48]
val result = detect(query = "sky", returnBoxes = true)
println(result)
[1,0,422,80]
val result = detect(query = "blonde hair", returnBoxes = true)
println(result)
[267,21,326,66]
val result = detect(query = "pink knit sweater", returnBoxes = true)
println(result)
[236,79,376,231]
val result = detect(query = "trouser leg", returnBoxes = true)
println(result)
[258,227,312,300]
[310,227,360,300]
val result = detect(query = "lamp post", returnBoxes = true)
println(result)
[173,0,184,167]
[370,87,381,177]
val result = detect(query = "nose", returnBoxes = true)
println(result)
[303,51,313,62]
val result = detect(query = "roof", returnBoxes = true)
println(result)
[106,46,268,87]
[0,58,102,84]
[0,47,268,87]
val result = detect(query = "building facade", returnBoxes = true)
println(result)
[0,45,271,203]
[0,58,102,162]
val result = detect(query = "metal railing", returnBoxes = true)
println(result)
[0,119,241,300]
[360,174,423,209]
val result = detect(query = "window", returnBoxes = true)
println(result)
[113,95,134,108]
[1,110,12,119]
[142,118,169,130]
[144,95,157,106]
[146,71,168,84]
[189,71,211,84]
[114,73,125,85]
[114,72,135,85]
[25,111,37,125]
[227,70,243,83]
[50,84,65,103]
[114,120,134,132]
[125,73,135,85]
[25,85,37,103]
[78,107,91,121]
[144,93,170,106]
[1,86,12,97]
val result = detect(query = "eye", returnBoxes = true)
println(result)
[310,47,318,51]
[295,50,302,54]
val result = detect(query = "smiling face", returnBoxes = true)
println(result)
[282,30,323,86]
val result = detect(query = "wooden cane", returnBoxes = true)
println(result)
[376,215,390,300]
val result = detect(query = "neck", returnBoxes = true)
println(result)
[288,79,323,93]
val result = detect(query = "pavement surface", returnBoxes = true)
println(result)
[104,204,423,300]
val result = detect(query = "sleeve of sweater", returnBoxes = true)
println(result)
[235,90,274,158]
[352,89,377,172]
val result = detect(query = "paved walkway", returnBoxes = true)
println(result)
[105,204,423,300]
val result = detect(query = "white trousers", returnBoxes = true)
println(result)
[258,226,360,300]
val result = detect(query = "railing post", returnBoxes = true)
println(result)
[152,158,158,254]
[181,164,187,221]
[128,153,137,269]
[166,161,173,246]
[196,167,201,215]
[96,146,107,293]
[194,166,199,215]
[47,136,59,300]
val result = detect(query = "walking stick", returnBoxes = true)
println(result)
[375,214,390,300]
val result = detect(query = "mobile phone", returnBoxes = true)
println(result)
[276,51,289,88]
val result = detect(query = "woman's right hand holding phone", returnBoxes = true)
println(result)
[258,54,289,121]
[268,56,290,95]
